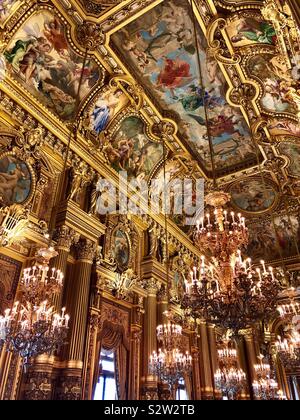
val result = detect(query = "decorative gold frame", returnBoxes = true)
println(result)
[226,175,280,216]
[0,150,36,207]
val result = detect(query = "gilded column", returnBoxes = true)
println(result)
[51,225,79,311]
[157,286,170,400]
[22,226,80,400]
[157,286,168,325]
[82,313,101,401]
[244,332,258,400]
[64,239,96,361]
[235,336,250,400]
[190,330,202,400]
[198,321,214,399]
[128,296,144,400]
[56,238,96,400]
[141,278,160,400]
[207,324,219,398]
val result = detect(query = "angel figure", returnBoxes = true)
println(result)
[43,17,68,57]
[68,161,93,203]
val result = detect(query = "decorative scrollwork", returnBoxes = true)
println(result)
[76,22,105,50]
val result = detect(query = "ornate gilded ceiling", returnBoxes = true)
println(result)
[0,0,299,264]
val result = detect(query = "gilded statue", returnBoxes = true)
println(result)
[89,174,102,215]
[148,224,159,259]
[68,161,93,203]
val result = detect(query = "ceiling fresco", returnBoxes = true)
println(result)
[112,0,258,175]
[0,0,299,264]
[3,9,103,121]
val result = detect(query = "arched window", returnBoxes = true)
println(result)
[94,350,118,400]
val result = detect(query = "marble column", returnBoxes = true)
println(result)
[198,321,214,399]
[141,278,160,400]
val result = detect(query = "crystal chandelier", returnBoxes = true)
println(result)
[149,348,192,392]
[0,301,69,367]
[252,355,280,400]
[195,191,248,260]
[156,321,183,351]
[183,191,280,333]
[275,327,300,370]
[0,247,69,367]
[182,253,279,333]
[277,289,300,318]
[149,313,192,394]
[214,342,246,400]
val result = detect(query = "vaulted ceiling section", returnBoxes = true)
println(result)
[0,0,299,264]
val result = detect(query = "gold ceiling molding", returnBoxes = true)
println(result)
[0,0,298,256]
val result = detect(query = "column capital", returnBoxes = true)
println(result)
[157,284,168,303]
[145,278,161,296]
[76,239,97,263]
[54,225,80,252]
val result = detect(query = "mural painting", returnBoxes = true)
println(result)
[247,54,298,114]
[0,155,31,206]
[278,142,300,177]
[268,118,300,137]
[226,16,276,46]
[89,88,128,136]
[0,254,21,316]
[112,229,130,271]
[247,214,300,262]
[230,178,277,213]
[4,11,101,120]
[112,0,256,173]
[106,116,163,181]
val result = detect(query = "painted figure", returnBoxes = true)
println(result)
[4,11,100,120]
[0,157,31,206]
[112,0,255,172]
[91,90,123,135]
[231,18,276,44]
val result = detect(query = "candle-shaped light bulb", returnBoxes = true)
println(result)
[207,213,210,225]
[260,260,267,274]
[231,212,235,223]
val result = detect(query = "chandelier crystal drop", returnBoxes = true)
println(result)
[252,355,280,400]
[0,247,69,367]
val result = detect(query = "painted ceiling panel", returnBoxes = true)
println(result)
[112,0,257,175]
[3,10,103,121]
